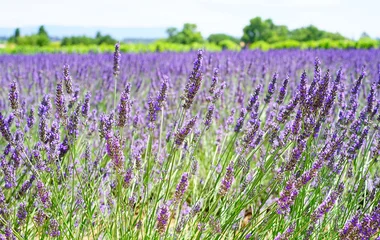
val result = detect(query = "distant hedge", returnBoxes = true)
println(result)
[0,38,378,54]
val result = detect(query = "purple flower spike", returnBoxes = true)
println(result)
[174,172,189,203]
[219,161,234,196]
[174,116,197,147]
[63,64,73,94]
[113,42,121,77]
[156,203,169,235]
[182,50,203,109]
[8,81,19,112]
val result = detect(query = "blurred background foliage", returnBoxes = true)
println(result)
[1,16,379,54]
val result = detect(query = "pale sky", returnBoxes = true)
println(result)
[0,0,379,39]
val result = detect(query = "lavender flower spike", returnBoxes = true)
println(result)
[264,73,278,104]
[277,74,289,105]
[63,64,73,94]
[113,42,121,77]
[204,104,215,127]
[117,84,131,127]
[174,172,189,203]
[0,112,12,143]
[49,218,60,237]
[182,50,203,109]
[219,161,234,196]
[174,116,197,147]
[8,81,19,112]
[156,203,169,235]
[310,183,344,222]
[274,224,295,240]
[81,91,91,118]
[209,68,218,94]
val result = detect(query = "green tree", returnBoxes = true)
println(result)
[38,25,48,37]
[166,23,203,44]
[14,28,20,39]
[36,35,50,46]
[241,17,288,44]
[97,34,117,45]
[166,28,178,38]
[8,28,21,43]
[96,31,102,39]
[35,25,50,46]
[207,33,239,45]
[61,33,117,46]
[289,25,345,41]
[218,39,240,50]
[360,32,371,39]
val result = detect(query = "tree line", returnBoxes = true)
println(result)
[6,17,380,49]
[166,17,377,49]
[8,26,117,47]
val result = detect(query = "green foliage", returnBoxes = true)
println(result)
[61,32,117,46]
[247,38,376,51]
[2,38,378,55]
[0,41,222,54]
[7,25,50,46]
[7,29,18,44]
[38,25,48,37]
[290,25,345,42]
[272,40,301,49]
[14,28,20,39]
[356,38,379,49]
[249,40,271,51]
[61,36,96,46]
[242,17,289,44]
[242,18,347,46]
[207,34,239,45]
[218,39,240,50]
[166,23,204,44]
[335,39,357,49]
[96,33,117,45]
[11,35,50,47]
[5,17,379,53]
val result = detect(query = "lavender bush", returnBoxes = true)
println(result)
[0,48,379,239]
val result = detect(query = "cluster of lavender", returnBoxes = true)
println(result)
[0,48,379,239]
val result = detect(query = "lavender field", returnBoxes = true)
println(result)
[0,48,380,239]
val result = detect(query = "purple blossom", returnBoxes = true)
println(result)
[156,203,169,235]
[55,81,67,120]
[49,218,60,237]
[174,172,189,203]
[277,75,289,105]
[37,180,51,208]
[38,94,52,117]
[174,116,197,147]
[113,42,121,77]
[124,168,133,188]
[63,64,73,94]
[264,73,278,103]
[299,71,307,103]
[0,112,12,143]
[8,80,19,112]
[247,85,262,112]
[219,161,234,196]
[204,104,215,127]
[234,108,247,133]
[274,224,295,240]
[291,108,302,136]
[27,108,35,128]
[310,183,344,222]
[117,84,131,127]
[17,202,27,225]
[182,50,203,109]
[81,91,91,117]
[209,68,218,94]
